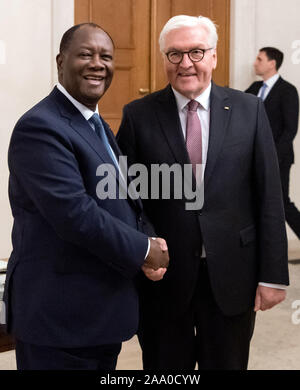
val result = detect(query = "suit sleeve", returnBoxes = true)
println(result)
[254,99,289,285]
[8,117,148,279]
[276,84,299,162]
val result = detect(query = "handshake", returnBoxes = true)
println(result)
[142,237,169,282]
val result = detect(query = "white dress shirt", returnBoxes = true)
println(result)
[257,73,280,100]
[172,83,285,290]
[57,82,98,120]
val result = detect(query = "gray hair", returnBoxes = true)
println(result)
[159,15,218,53]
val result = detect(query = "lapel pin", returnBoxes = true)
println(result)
[224,106,230,110]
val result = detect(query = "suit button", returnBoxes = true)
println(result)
[138,216,142,222]
[198,209,203,216]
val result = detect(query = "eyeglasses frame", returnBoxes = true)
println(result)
[165,47,214,64]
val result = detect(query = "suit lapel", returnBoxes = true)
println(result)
[103,120,143,212]
[264,76,282,105]
[204,83,231,189]
[52,88,114,165]
[253,81,263,95]
[51,87,142,212]
[154,84,232,190]
[103,120,123,159]
[155,85,191,165]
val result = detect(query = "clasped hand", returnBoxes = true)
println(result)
[142,237,169,281]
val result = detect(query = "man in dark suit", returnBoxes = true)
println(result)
[117,16,289,370]
[246,47,300,238]
[4,23,169,370]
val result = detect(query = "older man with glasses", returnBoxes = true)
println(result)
[117,15,289,370]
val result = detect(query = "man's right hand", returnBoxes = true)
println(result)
[141,265,167,281]
[143,237,169,271]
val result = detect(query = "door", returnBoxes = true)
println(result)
[75,0,151,132]
[75,0,230,132]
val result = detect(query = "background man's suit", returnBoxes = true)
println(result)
[117,83,289,368]
[4,87,149,354]
[246,77,300,238]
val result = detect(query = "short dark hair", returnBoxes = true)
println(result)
[260,47,284,70]
[59,23,114,54]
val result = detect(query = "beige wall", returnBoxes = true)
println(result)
[0,0,73,258]
[1,0,300,257]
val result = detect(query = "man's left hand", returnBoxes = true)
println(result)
[254,285,286,312]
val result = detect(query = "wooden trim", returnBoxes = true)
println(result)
[211,0,231,86]
[150,0,171,92]
[89,0,93,21]
[225,0,231,87]
[150,0,158,92]
[74,0,90,23]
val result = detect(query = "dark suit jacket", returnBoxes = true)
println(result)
[245,77,299,164]
[117,83,289,317]
[4,87,149,348]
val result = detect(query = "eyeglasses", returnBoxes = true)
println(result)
[165,48,214,64]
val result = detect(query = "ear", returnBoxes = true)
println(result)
[270,59,277,70]
[56,53,64,81]
[56,53,63,71]
[56,53,66,83]
[212,49,217,70]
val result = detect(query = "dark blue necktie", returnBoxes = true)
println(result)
[89,113,118,168]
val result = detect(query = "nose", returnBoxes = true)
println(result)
[179,52,193,68]
[89,54,105,70]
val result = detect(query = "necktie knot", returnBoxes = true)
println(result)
[89,113,105,141]
[261,82,268,91]
[89,113,102,129]
[88,113,118,168]
[187,100,199,112]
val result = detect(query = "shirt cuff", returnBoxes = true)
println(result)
[259,282,287,290]
[144,238,151,259]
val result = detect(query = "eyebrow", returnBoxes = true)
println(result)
[166,46,206,52]
[77,45,113,52]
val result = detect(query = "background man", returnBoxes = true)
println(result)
[246,47,300,239]
[117,15,289,370]
[4,23,168,370]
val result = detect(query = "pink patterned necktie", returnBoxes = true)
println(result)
[186,100,202,180]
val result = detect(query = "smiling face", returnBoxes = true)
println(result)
[163,26,217,99]
[56,25,114,110]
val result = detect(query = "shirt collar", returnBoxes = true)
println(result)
[264,73,280,89]
[57,82,99,121]
[172,83,211,112]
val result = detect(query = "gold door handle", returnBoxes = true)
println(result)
[139,88,150,95]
